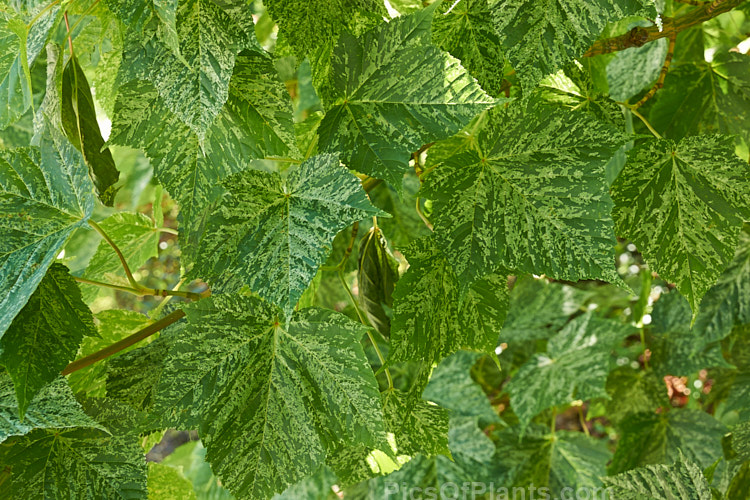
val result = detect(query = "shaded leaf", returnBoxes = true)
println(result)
[357,226,398,337]
[604,455,711,500]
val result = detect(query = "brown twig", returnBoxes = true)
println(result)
[632,33,677,109]
[584,0,744,57]
[62,309,186,375]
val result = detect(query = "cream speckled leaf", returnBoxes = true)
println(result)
[604,457,711,500]
[117,0,258,139]
[109,48,297,267]
[506,312,636,429]
[495,425,611,495]
[0,263,96,418]
[608,410,726,474]
[0,144,94,338]
[80,213,159,301]
[317,3,496,188]
[0,14,32,129]
[492,0,654,89]
[611,135,750,314]
[147,462,197,500]
[382,389,450,458]
[390,237,509,366]
[432,0,506,96]
[192,154,386,316]
[0,375,100,443]
[152,295,386,499]
[0,423,147,499]
[422,98,625,288]
[104,0,180,56]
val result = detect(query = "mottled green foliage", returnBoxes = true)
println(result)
[0,145,94,338]
[390,237,509,365]
[152,295,385,498]
[492,0,653,88]
[148,462,198,500]
[61,53,120,206]
[0,375,99,443]
[506,313,636,429]
[382,389,450,457]
[0,13,32,129]
[357,226,398,337]
[604,456,711,500]
[80,213,159,300]
[0,264,95,417]
[604,367,669,423]
[495,425,611,495]
[422,98,625,288]
[611,135,750,314]
[432,0,506,96]
[609,410,726,474]
[317,3,496,188]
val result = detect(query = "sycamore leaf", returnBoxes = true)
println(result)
[390,237,509,366]
[61,53,120,206]
[607,33,668,102]
[604,367,669,423]
[505,312,636,429]
[495,425,611,494]
[0,144,94,338]
[80,213,160,301]
[0,375,100,443]
[118,0,259,139]
[491,0,654,89]
[151,295,386,499]
[317,3,496,188]
[611,135,750,314]
[501,275,591,342]
[148,462,197,500]
[0,418,147,499]
[0,263,96,418]
[274,466,336,500]
[0,14,32,129]
[109,48,297,267]
[603,456,711,500]
[608,410,726,474]
[431,0,506,96]
[357,226,398,338]
[382,389,450,458]
[650,52,750,148]
[192,154,386,317]
[104,0,179,56]
[422,350,499,423]
[68,309,153,397]
[421,98,625,289]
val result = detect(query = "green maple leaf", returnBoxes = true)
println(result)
[317,2,496,188]
[495,425,611,494]
[0,264,96,417]
[505,312,636,429]
[431,0,506,96]
[422,98,626,289]
[0,375,99,443]
[0,142,94,337]
[382,389,450,458]
[117,0,259,139]
[192,153,386,317]
[147,463,198,500]
[603,455,711,500]
[357,226,398,338]
[104,0,180,56]
[604,367,669,424]
[611,135,750,315]
[151,294,386,499]
[79,213,160,301]
[109,47,297,267]
[492,0,654,88]
[390,237,509,366]
[609,410,726,474]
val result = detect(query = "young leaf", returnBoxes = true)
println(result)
[390,237,509,366]
[0,263,96,417]
[357,226,398,338]
[152,295,386,499]
[0,14,32,129]
[118,0,259,139]
[192,154,386,317]
[495,425,611,495]
[0,375,100,443]
[492,0,654,88]
[0,145,94,338]
[609,410,726,474]
[61,53,120,206]
[317,3,496,188]
[80,212,160,300]
[603,455,711,500]
[505,312,637,430]
[421,98,625,289]
[611,135,750,315]
[147,462,198,500]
